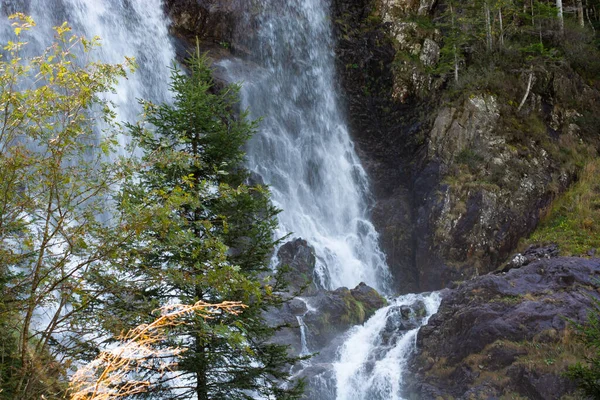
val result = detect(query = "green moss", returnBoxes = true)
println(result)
[490,295,523,305]
[527,159,600,256]
[456,149,484,171]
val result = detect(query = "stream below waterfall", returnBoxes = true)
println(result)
[0,1,441,399]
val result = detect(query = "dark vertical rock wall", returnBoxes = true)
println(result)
[331,0,427,293]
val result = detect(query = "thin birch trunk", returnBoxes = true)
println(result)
[556,0,565,37]
[450,4,459,83]
[587,8,596,32]
[518,68,534,112]
[499,7,505,47]
[484,1,493,51]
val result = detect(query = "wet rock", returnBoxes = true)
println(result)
[350,282,387,312]
[296,364,337,400]
[405,257,600,399]
[382,299,428,342]
[288,298,309,316]
[382,306,419,338]
[277,239,318,296]
[164,0,239,47]
[263,301,303,356]
[303,283,386,351]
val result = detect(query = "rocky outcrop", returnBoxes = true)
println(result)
[164,0,237,45]
[277,239,319,296]
[164,0,252,63]
[503,244,560,271]
[303,283,387,351]
[405,257,600,399]
[413,94,574,290]
[267,238,386,356]
[332,0,600,293]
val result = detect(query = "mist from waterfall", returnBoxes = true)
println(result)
[0,0,176,347]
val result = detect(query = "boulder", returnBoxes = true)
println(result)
[277,238,318,296]
[296,364,337,400]
[502,244,560,271]
[303,283,386,351]
[164,0,238,46]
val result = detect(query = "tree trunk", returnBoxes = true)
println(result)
[577,0,585,27]
[450,4,459,83]
[556,0,565,37]
[518,68,534,112]
[484,1,493,51]
[196,356,208,400]
[587,7,596,32]
[499,7,505,47]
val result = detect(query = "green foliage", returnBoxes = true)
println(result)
[95,51,303,399]
[528,160,600,256]
[0,14,132,399]
[456,149,484,171]
[566,296,600,398]
[433,0,600,97]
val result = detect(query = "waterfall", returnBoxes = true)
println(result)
[222,0,391,293]
[1,0,175,138]
[334,293,441,400]
[221,3,441,399]
[2,1,441,398]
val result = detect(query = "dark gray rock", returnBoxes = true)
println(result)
[288,298,309,316]
[277,239,318,296]
[405,257,600,399]
[296,364,337,400]
[303,283,386,351]
[382,300,428,343]
[503,244,560,271]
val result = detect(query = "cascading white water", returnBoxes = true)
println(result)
[222,2,442,399]
[223,0,391,293]
[334,293,441,400]
[1,0,175,140]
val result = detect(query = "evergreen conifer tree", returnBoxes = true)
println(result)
[97,51,303,400]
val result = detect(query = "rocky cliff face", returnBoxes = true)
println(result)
[406,256,600,399]
[331,0,600,292]
[164,0,599,296]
